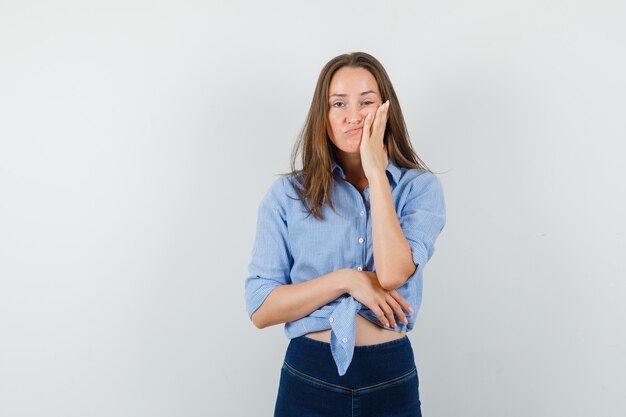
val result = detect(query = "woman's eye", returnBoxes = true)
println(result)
[331,101,375,108]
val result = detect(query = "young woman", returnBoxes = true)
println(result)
[244,51,446,417]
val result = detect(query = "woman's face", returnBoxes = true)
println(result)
[327,66,382,155]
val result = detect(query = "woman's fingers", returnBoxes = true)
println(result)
[371,305,389,327]
[389,289,413,313]
[379,301,396,328]
[371,101,389,146]
[385,294,408,325]
[358,272,411,328]
[362,111,374,143]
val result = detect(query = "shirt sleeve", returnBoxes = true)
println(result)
[399,172,447,276]
[244,176,293,320]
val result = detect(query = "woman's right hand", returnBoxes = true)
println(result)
[345,270,412,328]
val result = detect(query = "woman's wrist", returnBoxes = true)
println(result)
[336,268,357,295]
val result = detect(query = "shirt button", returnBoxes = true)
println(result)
[360,210,365,216]
[357,266,362,271]
[329,317,334,323]
[358,237,364,244]
[342,337,348,343]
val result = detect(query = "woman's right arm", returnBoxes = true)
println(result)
[251,268,352,329]
[251,268,412,329]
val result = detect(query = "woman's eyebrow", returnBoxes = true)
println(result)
[329,90,377,98]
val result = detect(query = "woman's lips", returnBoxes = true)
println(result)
[345,127,362,135]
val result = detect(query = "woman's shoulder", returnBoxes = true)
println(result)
[268,172,301,191]
[261,173,302,207]
[399,166,431,179]
[399,167,442,188]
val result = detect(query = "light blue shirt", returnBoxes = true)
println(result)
[244,159,446,376]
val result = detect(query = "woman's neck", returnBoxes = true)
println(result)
[336,153,366,182]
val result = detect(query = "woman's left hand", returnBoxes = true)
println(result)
[360,100,390,181]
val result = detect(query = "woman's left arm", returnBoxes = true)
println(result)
[360,101,415,290]
[368,174,416,290]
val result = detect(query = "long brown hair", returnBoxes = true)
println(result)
[280,51,433,221]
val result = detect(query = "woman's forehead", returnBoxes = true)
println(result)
[329,67,379,96]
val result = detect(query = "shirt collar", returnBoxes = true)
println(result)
[331,159,401,185]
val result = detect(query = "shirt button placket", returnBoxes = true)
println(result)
[356,200,367,282]
[357,202,367,281]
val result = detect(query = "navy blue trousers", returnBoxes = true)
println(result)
[274,335,422,417]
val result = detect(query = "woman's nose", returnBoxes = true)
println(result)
[348,110,364,124]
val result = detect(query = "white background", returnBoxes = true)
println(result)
[1,1,624,416]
